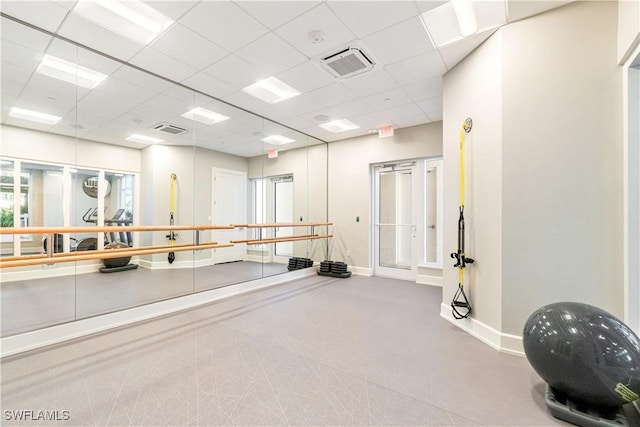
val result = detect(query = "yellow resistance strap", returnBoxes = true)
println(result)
[451,119,473,319]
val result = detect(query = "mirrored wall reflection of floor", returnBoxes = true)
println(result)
[2,275,579,426]
[0,261,289,337]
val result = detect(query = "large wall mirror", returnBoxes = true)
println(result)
[0,16,329,337]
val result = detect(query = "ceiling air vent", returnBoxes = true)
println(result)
[318,45,378,80]
[152,123,188,135]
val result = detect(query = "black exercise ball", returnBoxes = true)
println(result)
[523,302,640,408]
[102,242,131,269]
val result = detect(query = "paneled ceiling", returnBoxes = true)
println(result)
[1,1,572,156]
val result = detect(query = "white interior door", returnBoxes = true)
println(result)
[373,162,420,280]
[212,168,246,264]
[274,178,294,260]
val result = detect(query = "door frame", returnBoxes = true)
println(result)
[211,167,247,264]
[371,161,422,280]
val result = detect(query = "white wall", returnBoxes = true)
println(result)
[442,1,623,350]
[327,122,443,273]
[442,30,504,332]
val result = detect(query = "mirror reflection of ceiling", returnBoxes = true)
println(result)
[1,1,572,156]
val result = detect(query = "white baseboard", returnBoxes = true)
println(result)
[416,274,443,287]
[350,266,372,276]
[440,303,524,356]
[1,267,318,358]
[0,262,102,282]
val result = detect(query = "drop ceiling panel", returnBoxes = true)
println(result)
[385,50,447,86]
[77,92,141,120]
[5,117,54,132]
[326,1,419,39]
[388,102,432,126]
[403,77,444,102]
[58,14,143,62]
[142,93,192,116]
[19,85,77,115]
[204,54,267,89]
[181,72,237,100]
[235,32,308,76]
[179,2,269,52]
[308,83,358,108]
[427,110,443,121]
[275,4,356,58]
[98,78,158,105]
[129,47,197,83]
[276,61,335,93]
[361,87,413,112]
[261,95,324,121]
[417,96,443,115]
[236,1,320,30]
[1,78,24,98]
[1,18,52,52]
[140,0,198,21]
[363,17,435,65]
[341,69,399,98]
[1,40,42,72]
[110,66,173,94]
[149,24,228,70]
[0,1,69,33]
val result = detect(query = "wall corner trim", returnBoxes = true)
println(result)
[439,303,524,356]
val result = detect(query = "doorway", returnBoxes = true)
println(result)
[372,162,420,280]
[212,168,246,264]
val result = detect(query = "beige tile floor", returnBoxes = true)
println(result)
[1,275,637,426]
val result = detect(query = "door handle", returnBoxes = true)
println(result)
[428,225,436,229]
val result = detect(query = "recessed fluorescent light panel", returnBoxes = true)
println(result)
[36,54,108,89]
[262,135,295,145]
[126,134,164,144]
[319,119,360,133]
[181,107,229,125]
[9,107,61,125]
[242,77,301,104]
[74,0,174,45]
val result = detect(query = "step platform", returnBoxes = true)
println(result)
[545,385,631,427]
[318,260,351,278]
[287,257,314,271]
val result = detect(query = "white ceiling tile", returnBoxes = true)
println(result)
[438,28,496,69]
[427,110,443,121]
[20,84,77,114]
[182,71,237,99]
[415,1,448,13]
[308,84,358,108]
[58,14,143,62]
[394,115,433,128]
[275,4,356,58]
[361,87,413,112]
[341,69,399,98]
[364,17,434,65]
[263,95,323,121]
[0,1,69,33]
[99,77,158,105]
[385,50,447,85]
[1,39,42,72]
[506,0,572,23]
[179,2,269,51]
[327,1,419,39]
[129,47,197,83]
[77,91,141,120]
[150,23,228,70]
[110,66,173,93]
[144,93,192,116]
[141,0,199,21]
[5,117,54,132]
[1,79,24,98]
[276,61,334,93]
[1,18,52,52]
[402,77,443,102]
[416,96,442,115]
[235,33,308,76]
[236,1,320,30]
[205,55,268,89]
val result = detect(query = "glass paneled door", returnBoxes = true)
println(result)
[373,162,420,280]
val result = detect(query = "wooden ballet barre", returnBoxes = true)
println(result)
[0,224,235,235]
[0,242,233,268]
[232,222,333,228]
[0,241,219,262]
[232,234,333,245]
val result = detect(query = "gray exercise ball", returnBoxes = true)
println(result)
[523,302,640,408]
[102,242,131,268]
